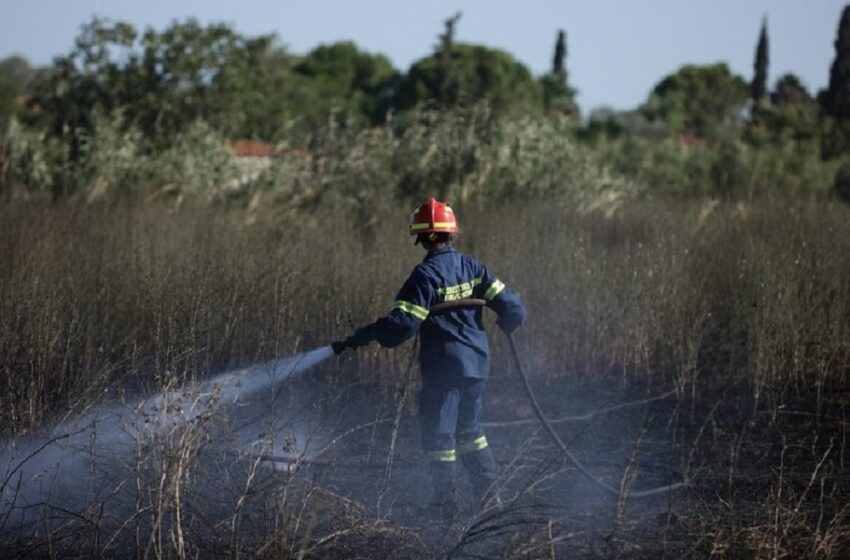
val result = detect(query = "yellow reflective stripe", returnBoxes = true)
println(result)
[483,280,505,300]
[428,449,457,462]
[409,221,456,231]
[436,277,482,302]
[457,436,488,455]
[391,300,429,321]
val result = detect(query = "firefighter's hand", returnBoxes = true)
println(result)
[332,324,375,355]
[332,325,374,355]
[347,325,375,348]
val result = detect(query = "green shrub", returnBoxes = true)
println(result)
[833,160,850,204]
[0,118,66,197]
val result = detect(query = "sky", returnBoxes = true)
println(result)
[0,0,846,111]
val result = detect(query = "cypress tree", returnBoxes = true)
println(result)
[542,29,577,115]
[438,12,462,106]
[751,18,769,104]
[823,5,850,121]
[552,30,566,76]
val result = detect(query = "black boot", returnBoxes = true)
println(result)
[461,447,498,511]
[427,460,457,525]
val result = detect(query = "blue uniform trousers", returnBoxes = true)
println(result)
[419,373,497,506]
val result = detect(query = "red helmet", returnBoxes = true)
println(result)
[409,197,459,236]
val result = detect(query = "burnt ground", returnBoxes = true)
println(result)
[234,364,850,559]
[2,361,850,559]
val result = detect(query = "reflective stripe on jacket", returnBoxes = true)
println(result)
[360,246,526,380]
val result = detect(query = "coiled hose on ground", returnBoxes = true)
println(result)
[430,298,689,500]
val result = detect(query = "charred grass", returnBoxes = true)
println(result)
[1,199,850,558]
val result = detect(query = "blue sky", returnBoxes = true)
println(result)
[0,1,846,111]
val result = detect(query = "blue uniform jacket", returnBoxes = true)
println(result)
[353,246,526,380]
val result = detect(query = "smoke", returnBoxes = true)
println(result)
[0,346,336,535]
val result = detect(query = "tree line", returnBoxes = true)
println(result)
[1,7,850,202]
[0,14,575,140]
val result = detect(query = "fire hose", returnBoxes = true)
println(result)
[430,298,689,500]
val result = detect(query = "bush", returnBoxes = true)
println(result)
[0,118,67,198]
[833,160,850,204]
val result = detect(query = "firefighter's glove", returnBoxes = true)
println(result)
[331,340,349,355]
[333,325,375,355]
[347,325,375,348]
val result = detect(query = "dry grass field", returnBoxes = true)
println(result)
[1,198,849,558]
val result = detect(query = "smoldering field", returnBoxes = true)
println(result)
[1,200,850,559]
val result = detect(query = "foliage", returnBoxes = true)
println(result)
[768,74,821,149]
[773,73,812,107]
[751,18,769,104]
[155,120,238,198]
[581,107,668,144]
[821,5,850,121]
[435,12,463,107]
[253,105,637,222]
[746,73,821,153]
[78,111,147,200]
[0,71,12,128]
[4,98,842,207]
[540,73,577,116]
[35,18,270,143]
[4,10,850,202]
[2,105,639,212]
[587,130,835,199]
[387,107,633,209]
[33,18,403,143]
[834,160,850,203]
[292,41,399,126]
[552,29,567,75]
[0,112,243,201]
[0,56,36,91]
[397,44,542,114]
[642,63,748,138]
[0,118,66,197]
[821,6,850,157]
[541,30,578,116]
[0,56,39,128]
[28,16,556,144]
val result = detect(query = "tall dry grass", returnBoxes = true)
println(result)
[2,198,850,558]
[2,198,849,438]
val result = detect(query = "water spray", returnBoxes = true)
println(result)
[0,345,337,528]
[0,298,686,537]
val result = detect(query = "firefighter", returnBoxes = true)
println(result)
[332,197,526,520]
